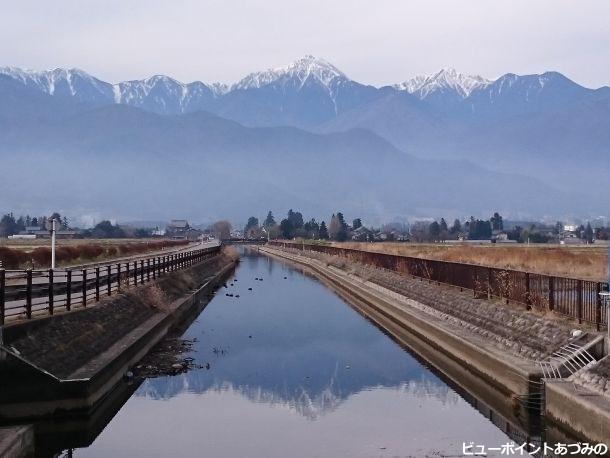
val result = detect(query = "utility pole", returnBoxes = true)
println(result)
[51,219,57,269]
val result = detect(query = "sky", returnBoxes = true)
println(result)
[1,0,609,88]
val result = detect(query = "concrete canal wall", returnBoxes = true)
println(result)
[545,380,610,444]
[0,249,237,421]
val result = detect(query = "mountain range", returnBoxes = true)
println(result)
[1,55,608,223]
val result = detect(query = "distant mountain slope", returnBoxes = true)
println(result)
[1,57,609,219]
[0,104,583,221]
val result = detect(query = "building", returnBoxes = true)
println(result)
[165,220,202,241]
[12,226,76,239]
[351,226,373,241]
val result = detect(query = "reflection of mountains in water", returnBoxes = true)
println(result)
[136,368,458,420]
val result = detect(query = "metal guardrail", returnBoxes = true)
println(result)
[271,241,610,329]
[0,245,221,324]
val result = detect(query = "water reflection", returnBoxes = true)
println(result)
[77,249,513,457]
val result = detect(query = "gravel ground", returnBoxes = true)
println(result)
[279,247,579,361]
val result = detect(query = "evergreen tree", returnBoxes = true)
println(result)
[352,218,362,230]
[491,212,503,231]
[439,218,448,233]
[245,216,259,231]
[319,221,329,240]
[280,218,293,239]
[287,209,304,230]
[0,213,17,237]
[263,211,276,228]
[429,221,441,241]
[584,222,594,243]
[303,218,320,239]
[450,218,461,235]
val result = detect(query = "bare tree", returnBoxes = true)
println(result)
[212,220,232,240]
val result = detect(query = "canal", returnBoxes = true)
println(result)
[56,249,522,456]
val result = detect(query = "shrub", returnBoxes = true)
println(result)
[31,247,52,266]
[0,247,28,269]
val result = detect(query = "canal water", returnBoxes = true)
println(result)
[67,249,517,457]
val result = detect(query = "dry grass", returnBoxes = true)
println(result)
[334,242,608,282]
[0,238,189,269]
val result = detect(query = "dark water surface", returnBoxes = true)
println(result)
[72,249,515,457]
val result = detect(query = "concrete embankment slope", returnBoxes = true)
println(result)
[260,246,541,399]
[0,250,237,421]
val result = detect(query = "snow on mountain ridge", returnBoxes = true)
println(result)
[232,55,347,91]
[395,68,491,99]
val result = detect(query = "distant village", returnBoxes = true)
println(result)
[1,210,609,246]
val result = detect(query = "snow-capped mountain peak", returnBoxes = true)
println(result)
[395,68,491,99]
[0,66,111,99]
[232,55,347,91]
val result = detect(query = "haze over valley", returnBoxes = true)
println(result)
[1,55,608,223]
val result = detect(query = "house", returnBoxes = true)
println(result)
[165,220,202,241]
[15,226,77,239]
[351,226,373,241]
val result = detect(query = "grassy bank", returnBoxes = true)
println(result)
[330,242,608,282]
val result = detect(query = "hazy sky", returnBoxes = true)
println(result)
[2,0,609,88]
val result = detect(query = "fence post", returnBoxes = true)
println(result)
[577,279,583,324]
[48,269,54,316]
[596,283,602,331]
[140,260,144,284]
[95,267,100,301]
[66,269,72,311]
[152,258,157,280]
[525,272,531,307]
[117,263,121,293]
[133,261,137,285]
[82,269,87,307]
[107,265,112,296]
[548,277,555,311]
[125,262,130,287]
[0,268,5,325]
[147,259,151,282]
[26,269,32,319]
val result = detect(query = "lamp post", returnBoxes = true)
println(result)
[51,219,57,269]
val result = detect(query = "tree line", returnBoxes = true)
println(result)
[241,210,361,241]
[0,212,153,239]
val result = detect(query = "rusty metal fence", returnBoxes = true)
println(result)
[270,241,609,329]
[0,245,221,324]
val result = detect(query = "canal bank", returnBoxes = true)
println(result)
[0,247,237,422]
[260,245,609,446]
